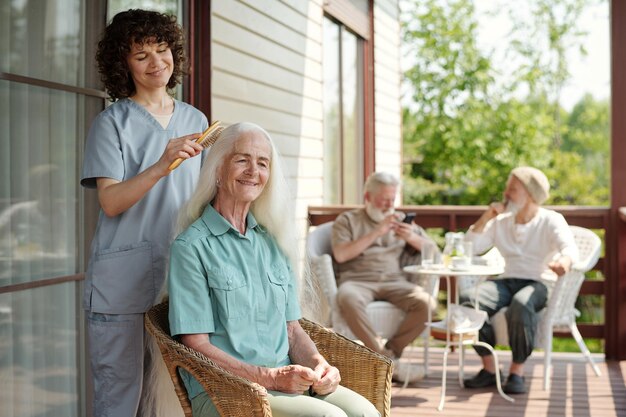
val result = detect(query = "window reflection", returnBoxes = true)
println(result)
[0,164,71,261]
[341,29,364,204]
[323,18,342,204]
[0,83,80,286]
[322,17,364,204]
[1,0,82,86]
[0,283,78,417]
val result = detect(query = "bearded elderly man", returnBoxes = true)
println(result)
[461,166,578,395]
[331,172,437,383]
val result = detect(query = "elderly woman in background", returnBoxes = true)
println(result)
[167,122,379,417]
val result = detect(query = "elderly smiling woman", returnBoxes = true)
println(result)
[167,122,379,417]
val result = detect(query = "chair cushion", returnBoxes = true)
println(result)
[367,302,405,340]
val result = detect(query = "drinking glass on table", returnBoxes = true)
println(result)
[421,241,437,267]
[463,241,473,264]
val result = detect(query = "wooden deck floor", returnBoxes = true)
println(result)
[390,347,626,417]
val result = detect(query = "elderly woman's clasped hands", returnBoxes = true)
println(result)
[270,362,341,395]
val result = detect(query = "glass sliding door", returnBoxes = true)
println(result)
[0,1,101,416]
[1,1,192,415]
[0,283,80,417]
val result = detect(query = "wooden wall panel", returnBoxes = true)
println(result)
[211,1,325,223]
[373,0,402,179]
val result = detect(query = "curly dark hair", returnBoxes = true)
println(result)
[96,9,187,101]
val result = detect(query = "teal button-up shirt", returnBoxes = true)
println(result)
[168,204,302,399]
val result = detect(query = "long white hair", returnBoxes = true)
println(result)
[176,122,299,269]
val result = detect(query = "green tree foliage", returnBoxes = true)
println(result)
[549,94,610,204]
[402,0,609,206]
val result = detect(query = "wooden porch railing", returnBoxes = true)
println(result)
[307,205,610,341]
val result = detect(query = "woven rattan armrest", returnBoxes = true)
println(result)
[145,302,272,417]
[299,318,393,417]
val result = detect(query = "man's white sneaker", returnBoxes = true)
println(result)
[392,359,425,384]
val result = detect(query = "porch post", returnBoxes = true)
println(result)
[608,0,626,360]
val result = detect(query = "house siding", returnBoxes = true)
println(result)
[211,0,402,228]
[373,0,402,180]
[211,0,324,237]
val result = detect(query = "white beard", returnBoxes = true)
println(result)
[365,203,394,223]
[505,197,526,215]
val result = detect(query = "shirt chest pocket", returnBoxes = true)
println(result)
[207,266,250,319]
[267,263,290,314]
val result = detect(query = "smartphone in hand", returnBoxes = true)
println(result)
[403,213,416,224]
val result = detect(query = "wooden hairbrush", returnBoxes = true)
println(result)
[168,120,223,171]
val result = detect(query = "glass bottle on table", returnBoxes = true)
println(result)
[442,232,457,267]
[442,232,466,267]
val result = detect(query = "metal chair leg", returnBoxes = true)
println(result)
[458,339,465,386]
[543,330,553,391]
[438,346,450,411]
[424,301,432,376]
[473,341,514,403]
[570,322,601,376]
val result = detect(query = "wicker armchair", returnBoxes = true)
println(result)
[306,221,439,375]
[144,301,393,417]
[487,226,602,390]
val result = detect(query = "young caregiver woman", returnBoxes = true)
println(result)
[80,9,208,417]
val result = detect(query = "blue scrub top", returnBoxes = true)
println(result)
[81,98,208,314]
[168,204,302,399]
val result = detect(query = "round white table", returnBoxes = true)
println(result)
[403,263,514,411]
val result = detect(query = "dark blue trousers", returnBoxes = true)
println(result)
[461,278,548,363]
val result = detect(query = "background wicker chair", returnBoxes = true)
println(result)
[461,225,602,391]
[145,301,393,417]
[306,221,439,374]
